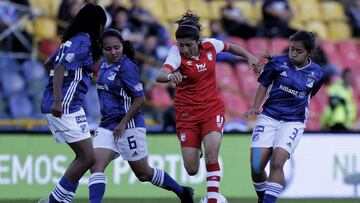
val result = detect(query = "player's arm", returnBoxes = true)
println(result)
[226,43,261,73]
[155,67,173,83]
[51,64,65,118]
[243,84,267,117]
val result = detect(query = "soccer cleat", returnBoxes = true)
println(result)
[37,197,49,203]
[180,186,194,203]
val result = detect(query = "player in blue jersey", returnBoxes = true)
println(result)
[87,29,194,203]
[243,31,325,203]
[38,4,107,203]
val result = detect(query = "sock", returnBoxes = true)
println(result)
[253,181,267,201]
[263,182,283,203]
[150,168,184,197]
[206,163,221,203]
[88,172,107,203]
[49,177,78,203]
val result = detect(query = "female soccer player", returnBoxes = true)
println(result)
[155,11,260,203]
[38,3,107,203]
[88,29,194,203]
[244,31,325,203]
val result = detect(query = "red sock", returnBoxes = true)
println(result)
[206,163,221,203]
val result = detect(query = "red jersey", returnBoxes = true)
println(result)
[164,38,229,123]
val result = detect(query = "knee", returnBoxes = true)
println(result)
[270,160,284,171]
[204,150,218,164]
[81,156,96,168]
[185,166,199,176]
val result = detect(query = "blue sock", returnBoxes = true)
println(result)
[49,177,78,203]
[253,181,267,201]
[263,182,283,203]
[88,172,107,203]
[150,168,184,197]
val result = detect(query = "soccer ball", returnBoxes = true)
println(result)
[199,193,228,203]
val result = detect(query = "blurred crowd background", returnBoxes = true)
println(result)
[0,0,360,133]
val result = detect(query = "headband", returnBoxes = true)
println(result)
[178,24,199,31]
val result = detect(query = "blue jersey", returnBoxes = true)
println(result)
[97,56,145,131]
[41,33,93,114]
[258,55,325,122]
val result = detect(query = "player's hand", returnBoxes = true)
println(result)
[113,121,126,141]
[51,101,63,118]
[168,72,187,84]
[247,55,262,74]
[243,108,260,118]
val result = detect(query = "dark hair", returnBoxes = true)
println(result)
[290,31,316,54]
[61,3,107,62]
[175,11,201,41]
[100,28,135,61]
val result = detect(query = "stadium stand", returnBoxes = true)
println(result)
[0,0,360,132]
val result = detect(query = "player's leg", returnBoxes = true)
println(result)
[250,147,272,203]
[200,115,225,203]
[128,156,194,203]
[42,111,94,203]
[88,127,119,203]
[263,121,305,203]
[177,128,202,175]
[250,114,279,203]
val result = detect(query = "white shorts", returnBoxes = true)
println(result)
[250,114,305,154]
[44,108,91,143]
[93,127,148,161]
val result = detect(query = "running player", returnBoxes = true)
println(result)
[38,4,107,203]
[244,31,325,203]
[88,29,194,203]
[155,11,261,203]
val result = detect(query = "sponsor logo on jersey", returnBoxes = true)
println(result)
[196,63,207,72]
[306,78,314,88]
[134,83,143,91]
[65,53,75,63]
[252,133,259,141]
[279,84,298,96]
[107,72,116,81]
[75,115,87,123]
[186,61,192,66]
[206,52,213,61]
[280,71,287,77]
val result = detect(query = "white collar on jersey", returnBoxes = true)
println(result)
[295,59,312,70]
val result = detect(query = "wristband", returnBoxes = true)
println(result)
[167,73,174,81]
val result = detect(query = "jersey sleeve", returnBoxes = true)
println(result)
[119,63,145,97]
[58,35,92,70]
[311,69,325,97]
[164,45,181,72]
[258,59,276,87]
[202,38,228,53]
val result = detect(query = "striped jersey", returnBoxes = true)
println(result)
[258,54,325,122]
[41,33,93,114]
[97,56,145,130]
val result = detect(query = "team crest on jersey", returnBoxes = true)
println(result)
[134,83,143,91]
[206,52,213,61]
[107,72,117,81]
[180,132,186,142]
[306,78,314,88]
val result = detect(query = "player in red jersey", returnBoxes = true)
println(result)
[155,11,261,203]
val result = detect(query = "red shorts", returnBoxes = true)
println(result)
[176,115,225,148]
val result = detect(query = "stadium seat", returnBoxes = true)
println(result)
[8,94,34,119]
[320,40,337,56]
[22,60,46,82]
[252,0,263,25]
[187,0,211,20]
[233,1,254,24]
[235,63,259,104]
[147,84,172,109]
[0,71,26,96]
[34,17,57,40]
[305,21,329,39]
[337,41,360,68]
[140,0,166,20]
[215,62,240,93]
[298,1,322,21]
[209,0,227,20]
[328,21,352,41]
[226,37,247,50]
[29,0,61,18]
[220,90,249,119]
[268,38,289,55]
[247,38,268,56]
[163,0,187,21]
[320,1,346,22]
